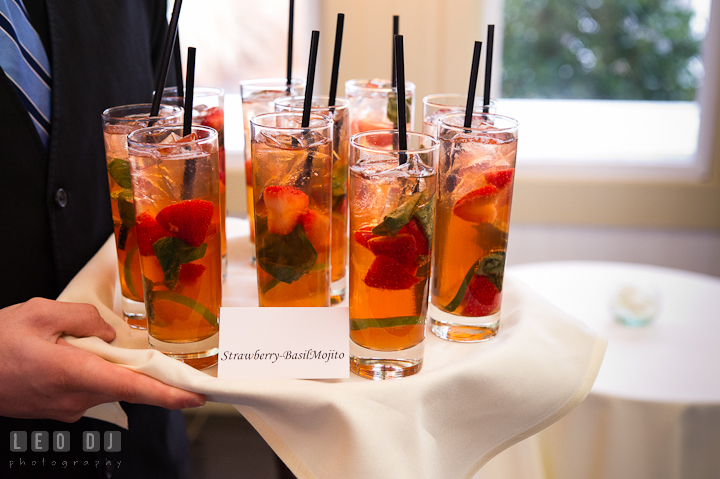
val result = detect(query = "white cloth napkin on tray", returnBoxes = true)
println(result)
[58,217,606,479]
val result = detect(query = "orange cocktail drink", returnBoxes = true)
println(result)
[422,94,496,137]
[240,78,305,263]
[101,103,183,329]
[128,125,221,369]
[250,112,332,307]
[349,130,438,380]
[345,79,415,137]
[163,86,228,279]
[274,96,349,304]
[430,112,518,342]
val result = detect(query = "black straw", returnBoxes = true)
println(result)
[173,32,184,101]
[287,0,294,85]
[150,0,183,117]
[302,31,320,128]
[328,13,345,107]
[391,15,399,87]
[394,34,407,164]
[183,47,196,137]
[465,41,482,129]
[483,25,495,114]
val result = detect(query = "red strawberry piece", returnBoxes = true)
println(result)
[299,208,330,249]
[484,168,515,190]
[363,255,421,290]
[156,199,214,248]
[367,234,418,271]
[354,225,376,249]
[399,218,429,256]
[264,186,309,235]
[136,212,171,256]
[453,185,499,223]
[462,275,501,316]
[199,107,224,132]
[354,120,394,146]
[179,263,206,285]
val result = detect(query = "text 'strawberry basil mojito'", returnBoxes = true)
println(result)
[128,125,222,370]
[430,112,518,342]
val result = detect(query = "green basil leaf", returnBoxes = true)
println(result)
[413,193,435,241]
[372,191,424,236]
[123,245,140,299]
[117,192,136,229]
[177,242,207,264]
[477,250,506,291]
[350,315,424,331]
[108,158,132,189]
[442,251,507,312]
[152,237,207,290]
[256,217,318,284]
[386,93,412,126]
[332,161,348,197]
[442,258,483,312]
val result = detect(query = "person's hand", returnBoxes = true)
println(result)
[0,298,206,422]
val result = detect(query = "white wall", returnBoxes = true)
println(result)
[506,223,720,277]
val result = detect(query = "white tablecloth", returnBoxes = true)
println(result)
[477,261,720,479]
[59,219,607,479]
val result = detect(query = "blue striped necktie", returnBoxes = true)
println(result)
[0,0,51,148]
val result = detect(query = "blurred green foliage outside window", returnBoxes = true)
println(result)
[502,0,706,100]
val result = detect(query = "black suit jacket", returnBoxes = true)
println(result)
[0,0,171,307]
[0,2,190,478]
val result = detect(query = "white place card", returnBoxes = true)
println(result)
[217,307,349,379]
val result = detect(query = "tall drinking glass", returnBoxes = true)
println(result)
[345,79,416,136]
[250,112,333,307]
[128,125,222,369]
[430,112,518,342]
[422,94,497,137]
[349,130,438,380]
[101,103,183,329]
[162,86,228,280]
[240,78,305,264]
[274,96,350,305]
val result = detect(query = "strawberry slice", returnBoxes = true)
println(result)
[199,107,224,132]
[364,255,421,290]
[136,212,171,256]
[354,225,376,249]
[156,199,214,248]
[367,234,418,271]
[453,185,500,223]
[264,186,309,235]
[353,119,393,146]
[484,168,514,190]
[179,263,206,285]
[399,218,429,255]
[299,208,330,249]
[462,275,501,316]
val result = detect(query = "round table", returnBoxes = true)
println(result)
[476,261,720,479]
